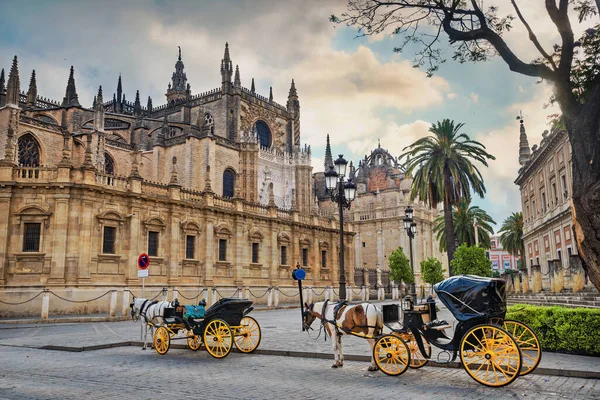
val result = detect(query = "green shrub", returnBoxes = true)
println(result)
[506,304,600,356]
[450,244,492,277]
[388,247,414,284]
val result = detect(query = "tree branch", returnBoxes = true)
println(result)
[441,15,555,80]
[511,0,557,70]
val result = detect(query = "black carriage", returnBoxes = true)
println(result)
[152,298,261,358]
[375,275,541,387]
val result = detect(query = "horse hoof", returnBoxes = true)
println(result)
[142,348,146,350]
[331,364,338,369]
[367,366,378,372]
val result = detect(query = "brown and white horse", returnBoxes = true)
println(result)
[304,301,383,370]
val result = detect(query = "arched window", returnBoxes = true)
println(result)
[205,113,214,126]
[105,153,114,175]
[18,134,41,167]
[254,120,271,149]
[222,169,235,198]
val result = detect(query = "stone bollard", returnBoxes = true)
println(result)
[109,289,118,317]
[274,287,280,307]
[210,287,217,307]
[503,273,514,293]
[306,287,313,305]
[531,265,542,294]
[570,255,585,293]
[378,286,385,301]
[243,287,249,300]
[364,286,370,302]
[41,289,50,321]
[513,275,521,294]
[347,285,353,302]
[122,288,131,316]
[161,287,168,302]
[521,270,530,293]
[549,260,564,293]
[172,287,179,302]
[238,287,243,299]
[267,287,273,308]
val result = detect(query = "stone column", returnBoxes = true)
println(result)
[167,210,181,285]
[233,214,243,286]
[549,259,564,293]
[204,219,215,287]
[121,288,131,316]
[513,273,521,293]
[49,196,69,285]
[531,265,542,294]
[0,191,12,286]
[77,201,94,284]
[126,205,142,286]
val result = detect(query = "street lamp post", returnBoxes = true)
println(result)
[325,154,356,301]
[403,206,418,302]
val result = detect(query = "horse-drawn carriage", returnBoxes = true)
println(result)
[131,297,261,359]
[375,275,541,387]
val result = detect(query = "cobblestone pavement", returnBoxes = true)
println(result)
[0,345,598,400]
[2,304,600,376]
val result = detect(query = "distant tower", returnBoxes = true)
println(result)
[324,134,333,170]
[517,112,531,165]
[287,79,300,152]
[166,46,188,104]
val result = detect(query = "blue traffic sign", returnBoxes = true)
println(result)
[292,268,306,280]
[138,253,150,270]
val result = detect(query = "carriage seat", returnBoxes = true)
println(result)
[424,319,452,331]
[184,305,205,319]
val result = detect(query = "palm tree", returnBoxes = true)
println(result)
[401,119,495,274]
[499,212,525,270]
[433,199,496,252]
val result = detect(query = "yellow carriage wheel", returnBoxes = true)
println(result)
[186,330,202,351]
[503,320,541,376]
[203,319,233,359]
[460,324,522,387]
[406,333,430,369]
[153,326,171,355]
[234,316,261,353]
[373,334,411,376]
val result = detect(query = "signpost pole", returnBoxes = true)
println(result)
[298,278,305,331]
[292,264,307,331]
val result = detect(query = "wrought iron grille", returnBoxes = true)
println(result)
[186,235,195,259]
[102,227,116,254]
[23,223,41,252]
[18,134,40,167]
[148,231,159,257]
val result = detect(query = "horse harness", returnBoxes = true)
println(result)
[321,300,380,337]
[138,299,159,323]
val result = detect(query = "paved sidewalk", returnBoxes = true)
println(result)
[1,301,599,379]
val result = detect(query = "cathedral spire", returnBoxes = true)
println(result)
[269,86,273,103]
[6,56,20,106]
[0,68,5,92]
[251,78,255,94]
[26,70,37,108]
[518,112,531,166]
[96,85,103,109]
[94,86,105,131]
[134,90,141,116]
[167,46,188,103]
[147,96,153,113]
[288,79,297,97]
[324,134,333,170]
[220,42,233,90]
[62,66,80,108]
[116,74,122,111]
[234,65,241,88]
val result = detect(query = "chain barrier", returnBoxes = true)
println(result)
[351,288,363,295]
[0,291,44,305]
[248,288,270,299]
[214,288,239,298]
[310,287,326,296]
[125,289,163,300]
[332,289,339,296]
[277,289,299,298]
[49,290,112,303]
[177,290,206,301]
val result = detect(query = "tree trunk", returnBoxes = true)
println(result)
[443,197,456,275]
[565,80,600,292]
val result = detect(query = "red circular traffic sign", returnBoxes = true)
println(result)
[138,253,150,270]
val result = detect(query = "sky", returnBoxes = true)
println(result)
[0,0,590,232]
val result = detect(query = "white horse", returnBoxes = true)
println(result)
[304,301,383,370]
[130,298,177,349]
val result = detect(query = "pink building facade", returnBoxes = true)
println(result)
[488,235,520,273]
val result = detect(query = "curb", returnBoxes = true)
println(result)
[8,341,597,380]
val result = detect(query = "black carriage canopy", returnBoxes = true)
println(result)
[433,275,507,321]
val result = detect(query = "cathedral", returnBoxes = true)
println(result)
[314,137,447,295]
[0,44,355,315]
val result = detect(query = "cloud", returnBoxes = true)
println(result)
[472,85,558,229]
[470,92,479,103]
[447,92,458,99]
